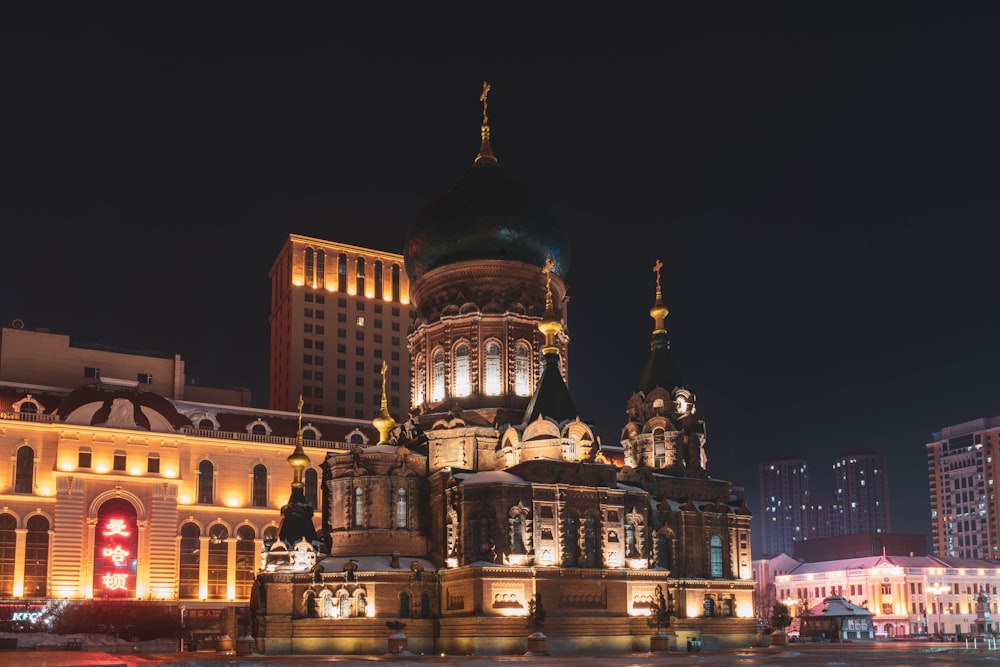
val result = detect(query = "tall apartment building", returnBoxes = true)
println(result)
[268,235,414,421]
[760,450,892,556]
[759,457,811,556]
[927,417,1000,559]
[833,451,890,535]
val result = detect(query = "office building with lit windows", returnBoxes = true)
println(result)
[268,235,414,421]
[927,417,1000,559]
[760,451,892,557]
[833,451,890,536]
[758,458,811,556]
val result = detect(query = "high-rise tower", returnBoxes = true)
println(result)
[758,457,811,556]
[832,450,890,535]
[269,235,414,420]
[927,417,1000,559]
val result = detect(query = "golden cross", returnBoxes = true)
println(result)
[480,81,491,125]
[297,394,304,432]
[380,360,389,407]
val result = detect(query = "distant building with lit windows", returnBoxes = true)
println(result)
[759,458,811,556]
[268,235,414,421]
[833,451,890,535]
[927,417,1000,559]
[759,451,892,557]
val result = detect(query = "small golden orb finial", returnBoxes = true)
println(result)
[372,360,395,443]
[287,393,311,487]
[538,257,562,354]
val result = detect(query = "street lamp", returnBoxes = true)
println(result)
[927,582,948,638]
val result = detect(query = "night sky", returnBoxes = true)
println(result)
[3,5,999,554]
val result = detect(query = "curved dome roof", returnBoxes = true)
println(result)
[403,161,570,281]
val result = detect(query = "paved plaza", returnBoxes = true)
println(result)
[14,641,1000,667]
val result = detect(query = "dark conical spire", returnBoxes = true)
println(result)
[522,258,578,424]
[278,394,319,545]
[636,259,685,394]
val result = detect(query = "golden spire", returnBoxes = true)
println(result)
[650,259,669,334]
[538,257,562,354]
[474,80,498,166]
[287,393,310,488]
[372,360,395,444]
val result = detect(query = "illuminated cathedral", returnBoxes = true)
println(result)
[250,84,755,655]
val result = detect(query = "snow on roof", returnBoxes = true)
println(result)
[318,554,436,572]
[455,470,527,485]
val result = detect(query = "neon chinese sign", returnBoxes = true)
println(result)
[93,499,138,598]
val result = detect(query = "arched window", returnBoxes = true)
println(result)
[391,264,401,302]
[353,487,363,528]
[484,341,501,395]
[704,596,715,617]
[252,464,268,507]
[413,354,425,407]
[315,249,325,289]
[561,512,579,567]
[625,521,638,558]
[305,592,318,618]
[657,532,673,570]
[304,247,314,286]
[302,427,317,440]
[582,514,598,567]
[23,515,49,598]
[14,446,33,493]
[511,514,525,554]
[420,592,431,618]
[337,253,348,293]
[357,592,367,617]
[710,534,724,578]
[198,418,215,431]
[653,428,666,468]
[0,514,16,597]
[374,260,383,300]
[198,460,214,504]
[18,402,37,419]
[94,499,137,599]
[339,591,350,618]
[399,592,411,617]
[431,349,445,402]
[179,522,200,599]
[396,488,407,529]
[476,516,492,561]
[304,468,318,508]
[208,524,229,600]
[355,257,365,295]
[235,525,256,600]
[515,343,531,396]
[251,423,267,436]
[453,343,470,397]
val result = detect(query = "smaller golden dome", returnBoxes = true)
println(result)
[287,444,310,471]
